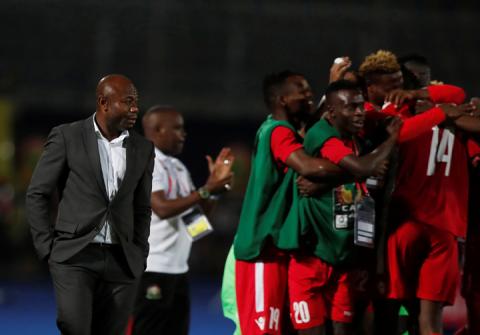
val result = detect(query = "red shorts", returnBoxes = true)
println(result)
[288,252,354,330]
[235,248,288,335]
[387,220,459,305]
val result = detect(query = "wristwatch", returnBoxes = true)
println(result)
[197,187,211,199]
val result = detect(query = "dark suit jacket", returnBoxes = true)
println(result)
[26,115,154,277]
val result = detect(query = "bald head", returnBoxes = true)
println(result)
[142,105,186,155]
[95,74,139,140]
[96,74,135,98]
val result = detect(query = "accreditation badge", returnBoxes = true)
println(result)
[354,195,376,248]
[333,184,357,229]
[181,206,213,241]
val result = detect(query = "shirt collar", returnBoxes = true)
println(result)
[93,114,129,144]
[154,147,169,160]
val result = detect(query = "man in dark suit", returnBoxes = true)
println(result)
[26,74,154,335]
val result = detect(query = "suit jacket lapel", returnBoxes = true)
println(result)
[116,133,136,197]
[82,116,109,200]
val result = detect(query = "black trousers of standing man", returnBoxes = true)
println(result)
[49,244,137,335]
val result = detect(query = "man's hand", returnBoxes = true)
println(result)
[329,57,352,83]
[469,97,480,117]
[372,159,389,177]
[296,176,331,197]
[385,89,428,106]
[440,103,474,121]
[204,147,235,194]
[386,117,403,137]
[206,147,235,179]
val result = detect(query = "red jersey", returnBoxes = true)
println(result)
[270,126,303,173]
[391,127,469,238]
[364,84,465,143]
[320,137,354,164]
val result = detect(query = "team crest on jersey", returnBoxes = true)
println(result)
[254,316,265,330]
[145,284,162,300]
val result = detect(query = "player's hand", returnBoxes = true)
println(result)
[296,176,330,197]
[385,117,403,137]
[469,97,480,117]
[414,99,435,115]
[440,103,474,120]
[385,89,418,106]
[329,57,352,83]
[372,159,389,177]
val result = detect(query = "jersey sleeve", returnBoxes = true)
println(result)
[270,126,303,165]
[398,107,446,143]
[319,137,354,164]
[152,159,169,193]
[427,84,466,105]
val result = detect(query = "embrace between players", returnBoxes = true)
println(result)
[224,50,480,335]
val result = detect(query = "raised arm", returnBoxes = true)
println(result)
[151,149,233,220]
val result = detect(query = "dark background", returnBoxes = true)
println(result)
[0,0,476,333]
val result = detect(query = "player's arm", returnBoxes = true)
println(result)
[286,150,348,181]
[453,99,480,134]
[338,118,402,178]
[373,103,465,143]
[385,84,466,106]
[453,116,480,133]
[383,87,466,143]
[271,126,350,181]
[427,84,466,105]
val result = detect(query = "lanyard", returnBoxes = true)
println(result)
[349,138,369,196]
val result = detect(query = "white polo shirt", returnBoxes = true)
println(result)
[145,148,196,274]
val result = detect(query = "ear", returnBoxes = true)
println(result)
[325,105,335,118]
[278,95,287,107]
[98,95,108,112]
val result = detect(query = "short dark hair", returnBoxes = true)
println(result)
[325,79,362,99]
[262,70,302,108]
[397,53,429,66]
[144,104,175,116]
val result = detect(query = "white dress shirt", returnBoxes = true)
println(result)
[92,115,129,244]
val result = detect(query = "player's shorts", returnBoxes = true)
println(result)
[288,252,354,330]
[235,246,288,335]
[387,220,459,305]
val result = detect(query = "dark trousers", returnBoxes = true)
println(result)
[132,272,190,335]
[49,244,137,335]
